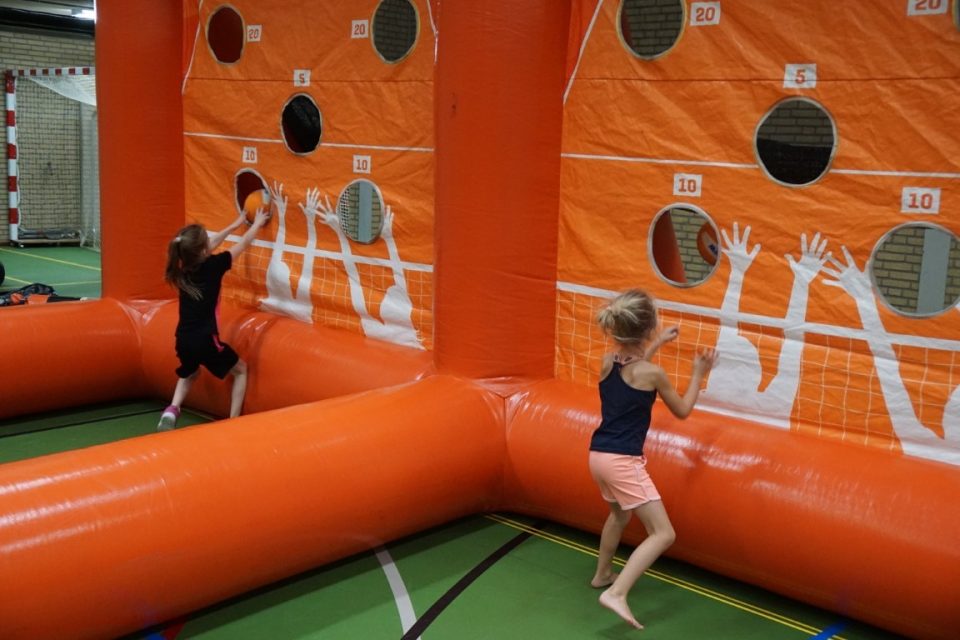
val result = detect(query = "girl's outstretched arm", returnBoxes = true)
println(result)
[208,215,246,251]
[229,209,269,259]
[655,349,718,418]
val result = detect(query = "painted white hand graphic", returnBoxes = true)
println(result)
[822,245,873,303]
[786,232,830,286]
[720,222,760,274]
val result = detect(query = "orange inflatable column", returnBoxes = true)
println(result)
[434,1,571,379]
[96,0,184,300]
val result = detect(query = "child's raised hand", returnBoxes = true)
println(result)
[659,325,679,344]
[251,208,270,229]
[693,348,718,376]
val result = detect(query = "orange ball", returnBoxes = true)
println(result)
[243,189,271,223]
[696,222,719,265]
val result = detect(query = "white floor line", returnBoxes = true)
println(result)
[375,546,420,638]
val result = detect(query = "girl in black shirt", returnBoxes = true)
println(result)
[157,208,269,430]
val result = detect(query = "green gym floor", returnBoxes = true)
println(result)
[0,402,903,640]
[0,245,101,299]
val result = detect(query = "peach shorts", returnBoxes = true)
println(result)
[588,451,662,510]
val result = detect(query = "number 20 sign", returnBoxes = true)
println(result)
[690,2,721,26]
[907,0,948,16]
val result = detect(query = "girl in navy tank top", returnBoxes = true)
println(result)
[588,289,717,630]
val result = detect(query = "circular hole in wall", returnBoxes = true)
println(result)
[618,0,686,60]
[207,5,244,64]
[755,97,837,187]
[373,0,419,63]
[337,179,385,244]
[649,204,720,287]
[281,94,322,155]
[870,223,960,317]
[234,169,269,224]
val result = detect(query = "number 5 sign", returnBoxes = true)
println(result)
[784,64,817,89]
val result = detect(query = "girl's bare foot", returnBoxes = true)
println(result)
[590,571,619,588]
[599,588,643,630]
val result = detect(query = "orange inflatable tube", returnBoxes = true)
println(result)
[0,299,143,420]
[136,300,434,416]
[0,375,504,639]
[503,379,960,640]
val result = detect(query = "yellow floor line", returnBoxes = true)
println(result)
[2,275,31,286]
[486,513,847,639]
[52,280,101,286]
[0,247,101,271]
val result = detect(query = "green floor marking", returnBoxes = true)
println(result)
[0,402,209,464]
[0,246,101,299]
[176,555,404,639]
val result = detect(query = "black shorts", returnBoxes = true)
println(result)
[175,333,239,379]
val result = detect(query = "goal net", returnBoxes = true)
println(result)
[5,68,99,249]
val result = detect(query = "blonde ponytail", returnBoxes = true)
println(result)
[597,289,657,344]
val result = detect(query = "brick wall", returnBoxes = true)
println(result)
[756,99,835,185]
[338,180,383,243]
[669,207,714,283]
[373,0,418,63]
[873,225,960,313]
[1,26,94,244]
[620,0,684,58]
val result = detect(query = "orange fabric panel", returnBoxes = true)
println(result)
[503,379,960,640]
[566,0,601,83]
[182,0,436,344]
[0,300,144,420]
[0,376,504,640]
[183,0,200,77]
[137,300,434,415]
[433,0,570,379]
[558,0,960,455]
[96,0,185,300]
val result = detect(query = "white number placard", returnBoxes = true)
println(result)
[242,146,258,164]
[293,69,311,87]
[246,24,262,42]
[784,63,817,89]
[901,187,941,214]
[907,0,948,16]
[673,173,702,197]
[353,155,372,174]
[690,2,721,26]
[352,20,370,39]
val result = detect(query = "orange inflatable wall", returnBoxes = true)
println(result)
[0,2,958,639]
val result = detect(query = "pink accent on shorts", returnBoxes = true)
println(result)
[589,451,661,510]
[212,333,225,352]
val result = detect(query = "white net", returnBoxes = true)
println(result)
[79,102,100,250]
[13,72,99,247]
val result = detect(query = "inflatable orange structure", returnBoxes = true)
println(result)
[1,1,958,638]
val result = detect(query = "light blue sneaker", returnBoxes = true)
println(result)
[157,405,180,432]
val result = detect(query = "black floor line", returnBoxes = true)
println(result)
[400,520,545,640]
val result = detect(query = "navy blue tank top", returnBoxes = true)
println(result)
[590,360,657,456]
